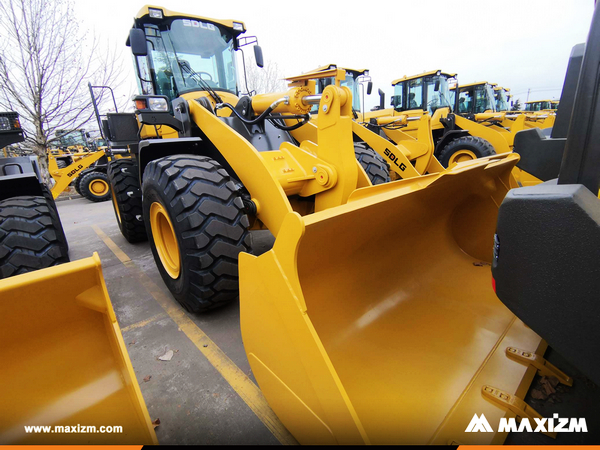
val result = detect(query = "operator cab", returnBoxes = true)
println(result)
[55,129,91,150]
[127,6,262,105]
[451,82,497,116]
[390,70,455,115]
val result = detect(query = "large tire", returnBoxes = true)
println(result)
[354,142,391,185]
[107,159,147,243]
[79,171,111,202]
[56,159,67,169]
[438,135,496,168]
[73,168,94,196]
[73,175,83,196]
[0,196,70,279]
[142,155,252,313]
[41,185,69,253]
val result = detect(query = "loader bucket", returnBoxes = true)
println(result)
[0,254,157,445]
[240,154,544,445]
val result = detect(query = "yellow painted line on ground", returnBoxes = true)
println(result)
[120,312,169,333]
[92,225,131,264]
[92,225,297,445]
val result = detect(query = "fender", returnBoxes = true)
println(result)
[137,137,209,184]
[434,129,470,156]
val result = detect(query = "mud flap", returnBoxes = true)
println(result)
[240,154,545,445]
[0,254,157,444]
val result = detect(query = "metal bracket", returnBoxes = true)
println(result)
[506,347,573,386]
[482,385,557,439]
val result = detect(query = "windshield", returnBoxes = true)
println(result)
[137,19,238,101]
[425,75,451,113]
[393,75,451,113]
[57,131,87,147]
[474,85,496,113]
[526,101,554,111]
[495,90,509,111]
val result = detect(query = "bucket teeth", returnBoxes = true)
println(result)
[506,347,573,386]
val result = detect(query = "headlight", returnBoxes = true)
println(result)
[0,117,11,131]
[148,8,163,19]
[233,22,244,32]
[148,97,169,112]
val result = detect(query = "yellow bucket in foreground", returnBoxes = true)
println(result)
[0,254,157,444]
[240,154,544,445]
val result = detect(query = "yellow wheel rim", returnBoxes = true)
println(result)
[90,179,109,196]
[111,188,121,223]
[448,149,477,165]
[150,202,181,279]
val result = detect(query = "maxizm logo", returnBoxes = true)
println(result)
[465,413,588,433]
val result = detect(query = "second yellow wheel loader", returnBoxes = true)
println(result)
[297,64,442,181]
[364,71,502,167]
[306,65,391,184]
[47,149,111,201]
[97,4,564,445]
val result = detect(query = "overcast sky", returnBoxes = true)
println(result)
[75,0,594,111]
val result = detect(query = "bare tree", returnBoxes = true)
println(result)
[0,0,125,184]
[239,53,287,96]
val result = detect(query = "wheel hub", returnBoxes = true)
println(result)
[449,149,477,165]
[150,202,181,279]
[90,179,109,196]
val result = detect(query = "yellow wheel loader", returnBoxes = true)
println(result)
[96,5,560,444]
[48,149,111,201]
[48,130,114,202]
[294,64,443,181]
[47,88,135,203]
[302,65,391,183]
[363,71,503,167]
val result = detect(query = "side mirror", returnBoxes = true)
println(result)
[367,81,373,95]
[378,88,385,110]
[434,80,440,92]
[254,45,264,68]
[129,29,147,57]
